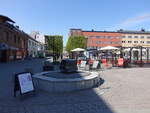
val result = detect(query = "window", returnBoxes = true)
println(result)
[134,41,138,43]
[122,36,126,38]
[128,36,132,38]
[32,42,34,46]
[96,41,101,44]
[14,35,17,43]
[97,41,101,44]
[140,41,144,43]
[134,36,138,38]
[5,32,9,41]
[141,36,144,38]
[107,36,111,39]
[29,40,31,46]
[122,41,125,43]
[147,41,150,44]
[96,36,100,38]
[147,36,150,39]
[17,37,20,44]
[128,41,132,43]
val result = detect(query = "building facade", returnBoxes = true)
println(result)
[118,29,150,48]
[0,15,28,62]
[69,29,150,49]
[30,31,45,57]
[69,29,122,49]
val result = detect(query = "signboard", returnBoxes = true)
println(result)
[80,61,86,68]
[18,72,34,94]
[117,58,124,66]
[14,72,35,97]
[92,61,99,69]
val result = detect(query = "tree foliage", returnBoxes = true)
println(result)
[66,36,86,52]
[45,35,63,54]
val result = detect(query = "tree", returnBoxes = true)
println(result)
[66,35,86,53]
[45,35,63,60]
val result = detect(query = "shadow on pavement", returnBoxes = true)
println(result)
[0,59,116,113]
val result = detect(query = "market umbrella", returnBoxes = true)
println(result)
[71,48,85,52]
[71,48,85,59]
[99,46,119,51]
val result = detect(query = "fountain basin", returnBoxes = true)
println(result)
[33,70,100,93]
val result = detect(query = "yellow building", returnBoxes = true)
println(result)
[118,30,150,48]
[117,29,150,62]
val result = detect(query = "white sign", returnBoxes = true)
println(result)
[92,61,99,68]
[18,73,34,94]
[80,61,87,68]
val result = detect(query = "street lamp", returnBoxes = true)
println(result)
[53,37,55,62]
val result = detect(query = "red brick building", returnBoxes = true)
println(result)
[69,29,122,49]
[0,15,28,62]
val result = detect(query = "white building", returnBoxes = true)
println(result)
[29,31,45,57]
[30,31,45,44]
[28,37,39,57]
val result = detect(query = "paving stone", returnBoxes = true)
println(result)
[0,60,150,113]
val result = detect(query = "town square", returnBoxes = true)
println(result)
[1,0,150,113]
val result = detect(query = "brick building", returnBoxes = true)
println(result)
[69,29,122,49]
[0,15,28,62]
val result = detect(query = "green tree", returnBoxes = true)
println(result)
[66,35,86,53]
[45,35,63,60]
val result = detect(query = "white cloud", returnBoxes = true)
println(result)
[110,13,150,30]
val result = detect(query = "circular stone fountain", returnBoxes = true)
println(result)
[33,70,100,93]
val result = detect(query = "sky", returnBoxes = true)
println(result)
[1,0,150,46]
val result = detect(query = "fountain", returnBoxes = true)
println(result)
[33,59,101,93]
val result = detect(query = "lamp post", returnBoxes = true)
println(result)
[53,37,55,62]
[140,46,143,67]
[129,47,133,65]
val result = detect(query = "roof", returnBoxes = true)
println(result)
[0,15,15,23]
[117,30,150,34]
[83,30,118,33]
[70,28,150,35]
[70,28,82,30]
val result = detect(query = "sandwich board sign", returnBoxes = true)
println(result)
[117,58,124,66]
[80,61,86,68]
[14,72,35,97]
[92,61,99,69]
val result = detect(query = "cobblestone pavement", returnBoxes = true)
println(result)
[0,59,150,113]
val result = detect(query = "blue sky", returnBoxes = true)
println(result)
[1,0,150,46]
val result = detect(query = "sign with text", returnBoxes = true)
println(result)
[117,58,124,66]
[18,72,34,94]
[92,61,99,69]
[80,61,86,68]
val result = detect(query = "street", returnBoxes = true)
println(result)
[0,59,150,113]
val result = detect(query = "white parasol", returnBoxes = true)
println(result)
[71,48,85,52]
[99,46,119,51]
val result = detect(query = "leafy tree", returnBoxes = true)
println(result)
[45,35,63,60]
[66,35,86,53]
